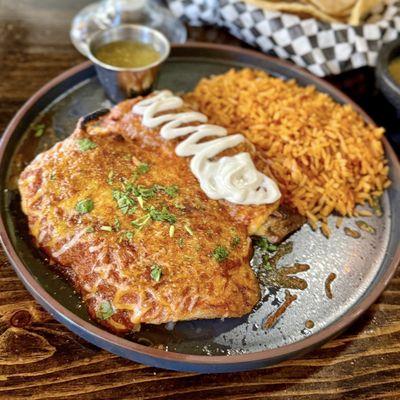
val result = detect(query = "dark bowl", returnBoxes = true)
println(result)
[376,39,400,112]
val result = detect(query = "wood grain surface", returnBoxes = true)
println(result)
[0,1,399,399]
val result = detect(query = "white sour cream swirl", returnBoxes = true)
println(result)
[132,90,281,205]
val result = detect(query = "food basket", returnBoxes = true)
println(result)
[167,0,400,76]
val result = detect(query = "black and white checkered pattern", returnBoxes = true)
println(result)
[167,0,400,76]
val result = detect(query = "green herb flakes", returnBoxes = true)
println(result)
[137,163,150,174]
[96,300,114,320]
[150,264,162,282]
[125,231,134,241]
[77,138,97,152]
[49,171,56,181]
[149,206,176,225]
[178,238,184,248]
[212,245,229,263]
[154,184,179,198]
[112,189,136,215]
[119,231,134,242]
[33,124,45,137]
[231,236,241,248]
[263,260,273,270]
[75,199,94,214]
[132,163,150,180]
[100,225,112,232]
[164,185,179,198]
[184,224,194,236]
[86,226,94,233]
[133,185,156,199]
[254,237,277,252]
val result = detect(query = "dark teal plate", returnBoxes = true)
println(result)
[1,43,399,372]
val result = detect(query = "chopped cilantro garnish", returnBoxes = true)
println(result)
[120,181,155,200]
[263,260,273,270]
[125,231,134,241]
[121,179,134,192]
[86,226,94,233]
[100,225,112,232]
[133,185,156,199]
[49,171,56,181]
[131,206,176,230]
[231,236,241,248]
[184,224,194,236]
[163,185,179,198]
[254,237,278,252]
[77,138,97,152]
[148,206,176,224]
[132,163,150,180]
[150,264,162,282]
[96,300,114,320]
[137,163,150,174]
[33,124,45,137]
[268,243,278,252]
[119,231,134,242]
[112,189,136,215]
[154,184,179,198]
[212,245,229,263]
[75,199,94,214]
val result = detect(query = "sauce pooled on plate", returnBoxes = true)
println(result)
[94,40,160,68]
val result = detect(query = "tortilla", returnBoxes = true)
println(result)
[348,0,382,24]
[306,0,357,16]
[244,0,383,25]
[244,0,341,23]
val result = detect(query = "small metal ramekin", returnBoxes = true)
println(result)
[87,24,170,103]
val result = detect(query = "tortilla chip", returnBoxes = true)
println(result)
[244,0,383,25]
[348,0,382,24]
[305,0,356,16]
[244,0,341,23]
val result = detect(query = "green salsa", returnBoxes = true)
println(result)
[94,40,160,68]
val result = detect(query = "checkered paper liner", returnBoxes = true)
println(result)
[167,0,400,76]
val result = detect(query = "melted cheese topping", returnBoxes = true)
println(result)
[132,90,281,205]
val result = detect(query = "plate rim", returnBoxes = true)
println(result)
[0,42,399,371]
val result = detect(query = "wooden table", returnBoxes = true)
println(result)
[1,1,399,399]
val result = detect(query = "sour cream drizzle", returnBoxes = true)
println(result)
[132,90,281,205]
